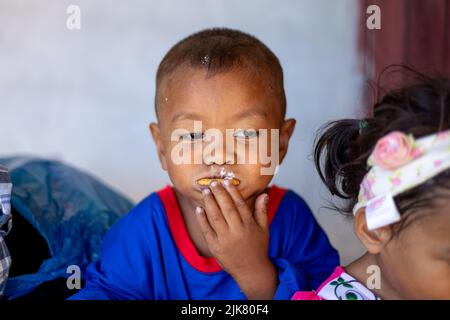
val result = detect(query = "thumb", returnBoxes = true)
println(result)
[254,193,269,230]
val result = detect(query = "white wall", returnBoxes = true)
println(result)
[0,0,365,264]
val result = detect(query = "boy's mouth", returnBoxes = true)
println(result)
[196,177,240,186]
[196,167,241,187]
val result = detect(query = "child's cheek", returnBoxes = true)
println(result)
[237,164,273,195]
[166,161,196,190]
[410,260,450,299]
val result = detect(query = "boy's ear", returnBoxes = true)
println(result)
[149,122,168,171]
[278,118,296,164]
[354,208,393,254]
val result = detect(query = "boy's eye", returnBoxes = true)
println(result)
[180,132,204,141]
[234,129,258,139]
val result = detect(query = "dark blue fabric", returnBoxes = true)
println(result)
[70,188,339,300]
[0,157,133,299]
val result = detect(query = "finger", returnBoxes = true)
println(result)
[209,180,243,227]
[201,187,228,233]
[195,206,217,242]
[254,193,269,230]
[221,179,253,222]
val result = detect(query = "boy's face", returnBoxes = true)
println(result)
[150,66,295,206]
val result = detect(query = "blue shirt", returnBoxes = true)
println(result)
[70,185,339,300]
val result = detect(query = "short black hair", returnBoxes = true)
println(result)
[155,28,286,117]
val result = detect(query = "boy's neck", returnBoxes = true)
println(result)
[345,252,403,300]
[173,188,211,257]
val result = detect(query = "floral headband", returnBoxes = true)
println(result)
[353,129,450,230]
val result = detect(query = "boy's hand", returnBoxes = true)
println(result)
[195,180,278,300]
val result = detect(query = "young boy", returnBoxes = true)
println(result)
[70,28,338,300]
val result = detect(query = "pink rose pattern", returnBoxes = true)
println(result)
[357,130,450,206]
[369,131,416,170]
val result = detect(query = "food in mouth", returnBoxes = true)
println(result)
[197,167,240,186]
[197,177,240,186]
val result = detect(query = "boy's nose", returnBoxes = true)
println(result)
[203,144,235,166]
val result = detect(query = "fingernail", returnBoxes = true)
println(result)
[195,206,204,214]
[202,188,210,195]
[210,180,218,188]
[222,179,230,187]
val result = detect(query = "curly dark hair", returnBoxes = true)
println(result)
[314,66,450,229]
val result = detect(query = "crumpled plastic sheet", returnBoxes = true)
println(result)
[0,157,133,299]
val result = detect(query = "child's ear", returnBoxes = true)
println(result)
[354,208,394,254]
[149,123,168,171]
[278,118,296,164]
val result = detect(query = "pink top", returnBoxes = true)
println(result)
[291,267,380,300]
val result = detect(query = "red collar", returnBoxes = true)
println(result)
[157,184,287,273]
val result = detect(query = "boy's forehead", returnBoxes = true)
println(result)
[168,106,270,123]
[156,66,283,124]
